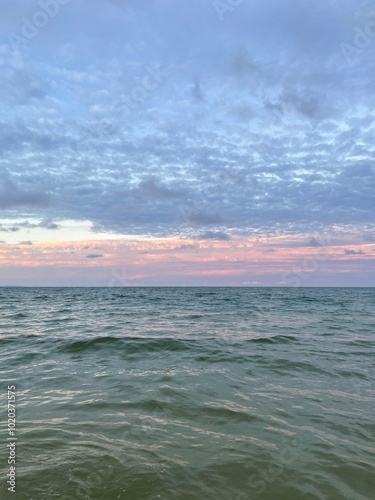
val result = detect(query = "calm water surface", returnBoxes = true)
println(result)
[0,287,374,499]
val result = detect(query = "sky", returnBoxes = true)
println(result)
[0,0,374,286]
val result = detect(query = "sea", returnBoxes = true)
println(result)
[0,287,374,500]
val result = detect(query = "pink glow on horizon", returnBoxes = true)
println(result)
[0,235,374,286]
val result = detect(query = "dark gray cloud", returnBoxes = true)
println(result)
[135,177,187,200]
[0,180,50,210]
[196,231,231,241]
[344,249,365,255]
[0,220,58,232]
[85,254,104,259]
[38,220,59,230]
[0,225,20,232]
[175,244,196,250]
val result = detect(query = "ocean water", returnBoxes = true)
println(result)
[0,287,374,500]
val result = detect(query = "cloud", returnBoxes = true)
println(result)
[135,177,186,200]
[344,249,365,255]
[307,237,323,248]
[85,254,104,259]
[20,220,59,230]
[0,0,374,244]
[38,220,59,230]
[363,232,375,242]
[175,244,196,250]
[186,211,223,225]
[0,180,50,210]
[0,225,20,232]
[0,219,59,232]
[196,231,231,241]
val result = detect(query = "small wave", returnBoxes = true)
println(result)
[4,312,28,319]
[47,317,75,323]
[200,405,258,424]
[346,339,375,348]
[7,352,44,364]
[251,335,297,344]
[57,336,124,353]
[268,359,333,376]
[56,336,199,355]
[195,352,248,364]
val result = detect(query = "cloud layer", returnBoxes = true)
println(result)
[0,0,374,284]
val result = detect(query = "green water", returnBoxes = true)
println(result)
[0,288,374,499]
